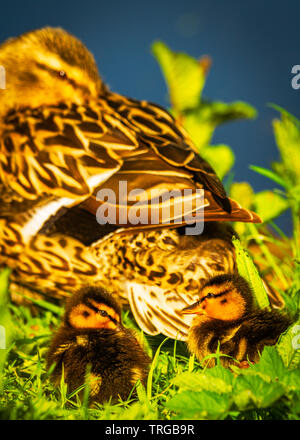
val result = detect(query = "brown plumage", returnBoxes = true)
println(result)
[0,28,265,342]
[46,286,150,404]
[0,27,261,300]
[181,274,292,368]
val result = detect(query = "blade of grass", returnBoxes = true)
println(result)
[250,165,289,189]
[15,293,63,315]
[0,268,12,391]
[59,363,68,409]
[269,220,290,241]
[188,353,195,372]
[147,337,168,400]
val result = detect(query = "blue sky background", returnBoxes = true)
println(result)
[0,0,299,232]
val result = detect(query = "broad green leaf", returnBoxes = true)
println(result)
[152,41,205,111]
[279,369,300,392]
[183,101,256,149]
[254,190,289,223]
[276,318,300,370]
[201,145,235,179]
[166,390,231,419]
[172,366,233,394]
[182,113,215,148]
[232,236,270,310]
[196,100,257,125]
[204,364,235,388]
[233,374,285,410]
[246,346,286,382]
[230,182,254,210]
[272,108,300,186]
[229,182,255,236]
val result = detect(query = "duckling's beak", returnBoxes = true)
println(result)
[115,322,124,332]
[181,300,206,315]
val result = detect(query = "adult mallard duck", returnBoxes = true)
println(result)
[0,27,262,339]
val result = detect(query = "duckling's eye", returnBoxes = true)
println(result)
[58,70,67,79]
[206,292,215,298]
[82,311,90,318]
[98,309,108,317]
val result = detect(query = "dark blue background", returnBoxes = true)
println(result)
[0,0,299,233]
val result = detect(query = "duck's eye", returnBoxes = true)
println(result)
[206,292,214,298]
[82,311,90,318]
[98,310,108,317]
[58,70,67,79]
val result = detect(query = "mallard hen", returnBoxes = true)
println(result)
[0,27,262,339]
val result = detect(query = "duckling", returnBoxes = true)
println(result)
[181,274,292,368]
[46,286,151,404]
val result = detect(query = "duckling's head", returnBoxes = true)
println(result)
[181,274,254,321]
[64,286,122,331]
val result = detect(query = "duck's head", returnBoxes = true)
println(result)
[64,286,122,331]
[181,274,254,321]
[0,27,103,116]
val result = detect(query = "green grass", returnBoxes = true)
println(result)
[0,279,299,420]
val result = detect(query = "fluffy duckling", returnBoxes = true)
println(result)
[181,274,291,368]
[46,286,151,404]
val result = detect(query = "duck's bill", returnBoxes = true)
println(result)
[180,301,206,315]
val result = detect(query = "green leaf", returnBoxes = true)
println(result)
[182,101,256,149]
[201,145,235,179]
[232,236,270,310]
[182,112,215,148]
[268,103,300,126]
[246,346,286,382]
[272,108,300,186]
[195,100,257,125]
[230,182,255,210]
[152,41,205,111]
[233,374,285,410]
[166,390,231,419]
[276,318,300,370]
[172,365,234,394]
[250,165,289,189]
[254,190,289,223]
[229,182,255,236]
